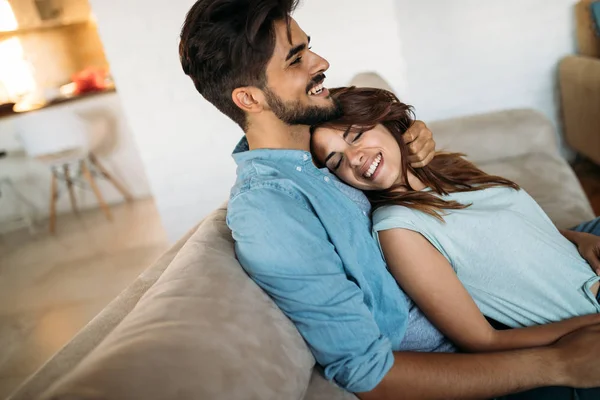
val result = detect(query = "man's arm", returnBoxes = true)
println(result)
[228,187,395,392]
[560,229,600,274]
[358,324,600,400]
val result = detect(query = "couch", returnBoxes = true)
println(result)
[8,73,595,400]
[559,55,600,165]
[564,1,600,165]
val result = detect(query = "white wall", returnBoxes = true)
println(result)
[88,0,406,242]
[394,0,578,155]
[294,0,407,94]
[90,0,578,241]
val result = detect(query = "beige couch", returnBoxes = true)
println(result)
[560,55,600,165]
[9,74,595,400]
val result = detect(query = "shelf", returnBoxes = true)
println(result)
[0,19,89,38]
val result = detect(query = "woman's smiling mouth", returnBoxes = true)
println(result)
[363,153,383,179]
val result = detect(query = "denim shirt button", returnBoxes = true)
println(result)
[324,176,330,182]
[296,166,302,172]
[303,154,310,161]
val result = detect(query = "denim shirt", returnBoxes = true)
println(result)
[227,137,452,392]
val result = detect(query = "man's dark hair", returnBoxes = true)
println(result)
[179,0,299,130]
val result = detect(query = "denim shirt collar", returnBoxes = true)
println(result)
[231,136,372,216]
[232,136,312,165]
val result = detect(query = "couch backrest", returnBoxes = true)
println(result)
[40,206,316,400]
[349,73,560,164]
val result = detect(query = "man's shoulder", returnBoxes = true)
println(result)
[230,159,309,207]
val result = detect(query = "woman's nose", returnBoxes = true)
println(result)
[347,148,365,167]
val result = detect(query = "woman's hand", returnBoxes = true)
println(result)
[560,229,600,274]
[404,120,436,168]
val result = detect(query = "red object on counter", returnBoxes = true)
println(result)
[71,67,107,94]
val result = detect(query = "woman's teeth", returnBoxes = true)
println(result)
[308,83,324,96]
[364,154,382,178]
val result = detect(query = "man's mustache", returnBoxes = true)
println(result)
[306,74,326,92]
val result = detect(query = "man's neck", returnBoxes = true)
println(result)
[245,116,311,152]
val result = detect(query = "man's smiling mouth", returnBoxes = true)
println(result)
[307,74,327,96]
[308,82,324,95]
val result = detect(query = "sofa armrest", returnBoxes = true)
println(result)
[559,55,600,165]
[428,109,560,164]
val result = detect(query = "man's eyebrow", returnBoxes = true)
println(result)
[285,36,311,61]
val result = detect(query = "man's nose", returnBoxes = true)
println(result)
[310,51,330,75]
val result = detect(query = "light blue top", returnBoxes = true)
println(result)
[227,138,453,393]
[373,187,600,328]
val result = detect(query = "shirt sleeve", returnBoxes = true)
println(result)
[227,187,394,393]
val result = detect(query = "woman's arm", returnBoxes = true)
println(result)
[378,228,600,353]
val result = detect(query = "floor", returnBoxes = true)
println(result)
[0,199,168,399]
[573,157,600,216]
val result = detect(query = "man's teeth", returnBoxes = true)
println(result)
[364,154,382,178]
[308,83,324,96]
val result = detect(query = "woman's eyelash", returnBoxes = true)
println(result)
[334,156,343,170]
[353,132,364,142]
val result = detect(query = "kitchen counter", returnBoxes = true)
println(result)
[0,87,117,119]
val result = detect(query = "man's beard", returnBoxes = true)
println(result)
[263,86,342,126]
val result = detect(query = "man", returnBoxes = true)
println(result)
[179,1,600,398]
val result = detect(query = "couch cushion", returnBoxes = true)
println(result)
[40,207,315,400]
[429,109,560,165]
[478,152,595,229]
[304,369,358,400]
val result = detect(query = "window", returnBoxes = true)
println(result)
[0,1,36,103]
[0,0,17,31]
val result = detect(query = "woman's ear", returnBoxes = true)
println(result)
[232,87,264,114]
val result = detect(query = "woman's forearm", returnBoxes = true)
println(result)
[486,313,600,352]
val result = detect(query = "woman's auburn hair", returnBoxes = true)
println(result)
[311,86,519,220]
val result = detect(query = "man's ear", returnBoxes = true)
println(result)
[232,87,264,114]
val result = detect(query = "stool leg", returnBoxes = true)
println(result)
[64,164,78,214]
[81,160,112,221]
[88,153,133,202]
[49,169,58,234]
[5,179,36,235]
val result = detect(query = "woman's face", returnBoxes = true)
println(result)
[311,124,403,191]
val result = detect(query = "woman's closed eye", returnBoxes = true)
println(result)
[334,155,343,170]
[352,131,364,142]
[326,154,343,171]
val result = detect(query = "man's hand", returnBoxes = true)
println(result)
[560,230,600,274]
[551,323,600,388]
[404,120,435,168]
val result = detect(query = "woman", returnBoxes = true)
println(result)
[310,86,600,353]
